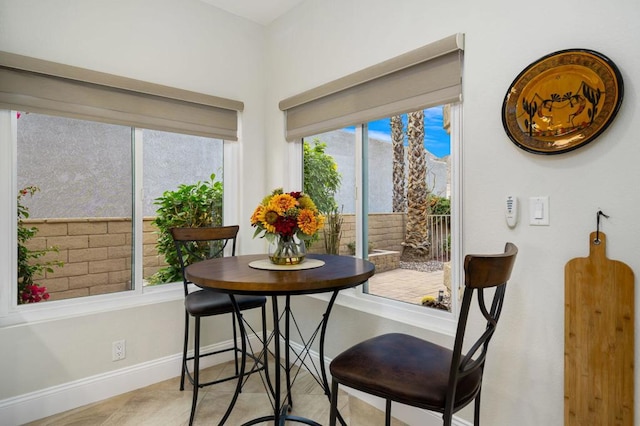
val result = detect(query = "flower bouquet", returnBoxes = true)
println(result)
[251,188,325,265]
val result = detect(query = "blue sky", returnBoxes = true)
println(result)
[366,106,450,158]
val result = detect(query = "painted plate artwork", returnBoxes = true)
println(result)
[502,49,623,154]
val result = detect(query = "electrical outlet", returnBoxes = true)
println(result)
[112,340,126,361]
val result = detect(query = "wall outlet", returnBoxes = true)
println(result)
[112,340,126,361]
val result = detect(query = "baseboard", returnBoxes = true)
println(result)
[2,335,471,426]
[0,338,242,426]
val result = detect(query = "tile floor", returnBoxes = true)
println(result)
[25,267,442,425]
[26,358,407,426]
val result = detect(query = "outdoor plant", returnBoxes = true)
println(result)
[303,139,342,251]
[17,186,62,304]
[323,207,343,254]
[428,194,451,215]
[420,295,449,311]
[303,139,341,214]
[149,174,223,284]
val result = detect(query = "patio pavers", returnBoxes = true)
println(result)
[367,268,446,305]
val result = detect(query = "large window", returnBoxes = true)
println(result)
[302,104,458,312]
[0,51,240,316]
[366,108,453,310]
[141,129,224,285]
[13,112,225,304]
[283,34,463,323]
[17,113,133,302]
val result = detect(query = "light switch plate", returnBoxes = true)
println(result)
[529,196,549,226]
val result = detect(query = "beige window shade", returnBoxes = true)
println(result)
[0,51,243,140]
[279,33,464,141]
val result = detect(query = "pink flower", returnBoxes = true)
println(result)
[21,285,50,303]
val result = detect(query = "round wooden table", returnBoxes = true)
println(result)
[186,253,375,295]
[186,253,375,425]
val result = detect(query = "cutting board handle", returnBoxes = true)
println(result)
[588,231,606,259]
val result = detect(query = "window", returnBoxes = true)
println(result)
[17,113,133,301]
[364,107,456,308]
[141,129,224,286]
[285,34,464,325]
[0,51,241,320]
[302,104,459,313]
[12,111,225,304]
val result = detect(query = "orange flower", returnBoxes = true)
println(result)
[251,204,265,225]
[297,208,319,235]
[269,193,298,214]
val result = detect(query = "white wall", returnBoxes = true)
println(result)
[0,0,269,253]
[264,0,640,425]
[0,0,268,418]
[1,0,639,425]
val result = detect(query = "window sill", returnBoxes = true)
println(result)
[308,285,457,336]
[2,280,457,336]
[0,283,184,327]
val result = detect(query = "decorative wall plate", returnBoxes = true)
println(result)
[502,49,623,154]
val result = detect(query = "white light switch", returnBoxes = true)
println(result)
[529,196,549,225]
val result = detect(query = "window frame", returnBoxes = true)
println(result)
[0,52,243,326]
[302,103,463,335]
[0,110,239,327]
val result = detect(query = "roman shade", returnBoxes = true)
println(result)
[279,33,464,141]
[0,51,243,140]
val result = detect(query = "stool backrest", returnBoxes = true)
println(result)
[446,242,518,413]
[170,226,239,295]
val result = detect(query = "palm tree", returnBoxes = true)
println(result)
[391,115,405,213]
[402,110,430,260]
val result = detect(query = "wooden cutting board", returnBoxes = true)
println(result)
[565,232,634,425]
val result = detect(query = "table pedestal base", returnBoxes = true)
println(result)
[232,292,347,426]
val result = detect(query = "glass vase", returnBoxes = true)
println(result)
[269,235,307,265]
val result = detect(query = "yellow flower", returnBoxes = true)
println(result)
[257,205,280,233]
[297,208,319,235]
[297,194,316,211]
[270,193,298,214]
[421,296,436,304]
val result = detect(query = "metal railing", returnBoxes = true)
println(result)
[428,214,451,262]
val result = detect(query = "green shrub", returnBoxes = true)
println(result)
[149,174,223,284]
[303,139,341,214]
[17,186,62,303]
[428,195,451,215]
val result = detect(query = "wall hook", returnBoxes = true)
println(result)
[594,210,609,245]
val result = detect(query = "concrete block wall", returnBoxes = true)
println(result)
[368,250,402,273]
[23,218,165,301]
[367,213,405,253]
[316,212,406,254]
[142,218,167,280]
[310,213,405,273]
[24,214,407,301]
